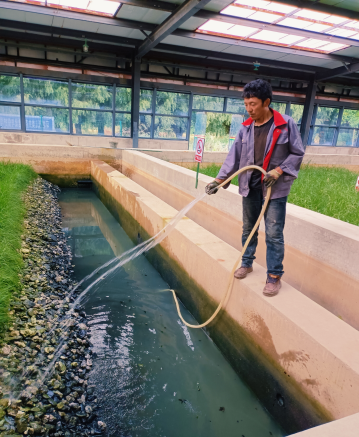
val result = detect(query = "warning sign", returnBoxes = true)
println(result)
[194,136,205,163]
[356,176,359,192]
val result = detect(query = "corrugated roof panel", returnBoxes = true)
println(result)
[178,17,207,31]
[204,0,234,13]
[95,23,145,39]
[0,7,26,22]
[117,5,169,24]
[221,45,289,60]
[278,54,343,68]
[332,46,359,57]
[162,34,231,51]
[24,11,55,26]
[62,18,101,32]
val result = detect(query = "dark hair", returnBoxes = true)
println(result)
[243,79,272,104]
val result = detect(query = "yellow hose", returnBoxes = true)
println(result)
[171,165,271,329]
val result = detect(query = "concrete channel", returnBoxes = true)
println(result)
[1,145,359,435]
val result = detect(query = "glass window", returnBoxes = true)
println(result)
[289,104,304,124]
[226,98,246,115]
[155,91,189,116]
[140,89,153,113]
[0,75,21,103]
[193,95,224,111]
[72,82,113,110]
[271,102,286,114]
[115,87,131,112]
[189,112,231,151]
[337,129,359,147]
[25,107,69,133]
[23,77,69,106]
[154,116,187,139]
[139,114,152,137]
[72,110,112,135]
[315,106,339,126]
[0,105,21,130]
[115,113,131,137]
[311,126,336,145]
[340,109,359,128]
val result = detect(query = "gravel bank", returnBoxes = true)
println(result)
[0,178,106,437]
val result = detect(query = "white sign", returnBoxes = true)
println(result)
[194,136,205,163]
[356,176,359,192]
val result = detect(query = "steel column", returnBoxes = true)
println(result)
[300,81,317,148]
[19,73,25,132]
[132,57,141,148]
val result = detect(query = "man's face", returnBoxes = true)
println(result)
[244,97,271,120]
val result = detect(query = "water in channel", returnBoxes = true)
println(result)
[59,188,284,437]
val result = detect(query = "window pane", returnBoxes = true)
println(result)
[72,82,113,110]
[140,89,153,113]
[0,75,21,103]
[189,112,231,151]
[193,95,224,111]
[72,110,112,135]
[337,129,359,147]
[25,107,69,133]
[341,109,359,128]
[311,126,336,145]
[271,102,286,114]
[226,98,246,115]
[0,105,21,130]
[155,91,189,116]
[315,106,339,126]
[154,116,187,139]
[289,104,304,124]
[115,87,131,112]
[23,77,69,106]
[115,113,131,137]
[139,114,152,137]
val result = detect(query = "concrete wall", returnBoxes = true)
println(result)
[291,413,359,436]
[91,160,359,435]
[119,150,359,331]
[0,132,188,150]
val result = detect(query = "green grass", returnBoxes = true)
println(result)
[0,162,36,332]
[192,164,359,226]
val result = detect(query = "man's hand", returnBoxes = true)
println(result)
[205,180,220,195]
[264,168,282,188]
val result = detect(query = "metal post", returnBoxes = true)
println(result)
[151,87,156,138]
[333,106,343,147]
[68,78,73,134]
[132,57,141,148]
[186,91,193,144]
[112,83,116,137]
[19,73,25,131]
[300,80,317,148]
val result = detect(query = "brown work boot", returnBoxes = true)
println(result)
[234,266,253,279]
[263,274,281,297]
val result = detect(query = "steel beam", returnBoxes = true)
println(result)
[136,0,211,58]
[300,81,317,147]
[315,62,359,81]
[132,58,141,148]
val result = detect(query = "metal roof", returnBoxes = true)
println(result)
[0,0,359,87]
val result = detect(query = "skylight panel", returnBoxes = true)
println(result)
[345,21,359,29]
[295,38,327,49]
[294,9,330,21]
[87,0,119,14]
[279,34,305,44]
[326,28,358,38]
[199,20,233,34]
[252,29,289,43]
[249,11,282,23]
[278,17,312,29]
[317,42,349,52]
[224,25,257,37]
[324,15,350,25]
[304,23,331,32]
[265,2,297,14]
[221,6,257,18]
[234,0,270,7]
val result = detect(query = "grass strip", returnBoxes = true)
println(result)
[192,164,359,226]
[0,162,36,332]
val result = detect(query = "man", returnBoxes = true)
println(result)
[205,79,305,297]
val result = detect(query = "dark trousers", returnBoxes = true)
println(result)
[241,189,287,277]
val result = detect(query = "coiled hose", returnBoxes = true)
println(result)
[171,165,272,329]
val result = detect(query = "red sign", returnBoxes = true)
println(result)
[356,176,359,192]
[194,136,205,163]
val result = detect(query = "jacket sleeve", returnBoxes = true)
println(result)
[279,117,305,179]
[216,128,243,185]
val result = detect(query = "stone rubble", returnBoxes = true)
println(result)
[0,178,106,437]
